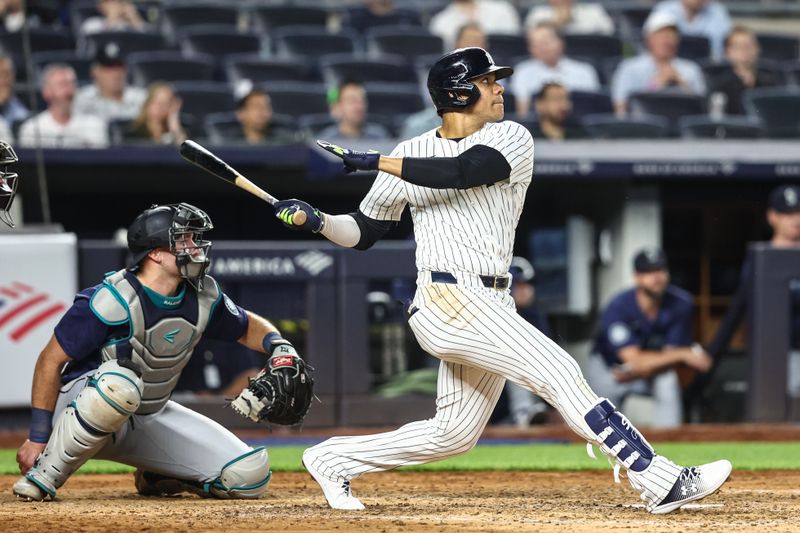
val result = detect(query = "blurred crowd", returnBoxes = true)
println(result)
[1,0,799,148]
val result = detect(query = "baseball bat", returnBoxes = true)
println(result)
[179,140,307,226]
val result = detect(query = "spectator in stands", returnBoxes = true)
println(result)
[525,0,614,36]
[17,64,108,148]
[611,11,706,116]
[0,55,29,125]
[346,0,420,34]
[126,81,186,145]
[587,248,712,428]
[652,0,731,60]
[530,82,587,141]
[711,26,781,116]
[318,79,390,141]
[504,256,551,427]
[235,86,295,145]
[1,0,39,32]
[511,22,600,117]
[80,0,148,35]
[400,23,487,138]
[429,0,521,50]
[73,41,146,122]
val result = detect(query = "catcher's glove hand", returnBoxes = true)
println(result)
[317,139,380,173]
[230,340,314,426]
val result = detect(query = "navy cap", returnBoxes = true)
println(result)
[633,248,668,273]
[95,41,125,67]
[769,184,800,213]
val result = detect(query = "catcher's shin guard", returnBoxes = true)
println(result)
[21,360,143,499]
[206,447,271,499]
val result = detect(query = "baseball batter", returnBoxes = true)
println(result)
[0,140,19,228]
[273,47,731,513]
[13,203,312,501]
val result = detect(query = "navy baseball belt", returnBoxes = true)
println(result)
[430,271,510,290]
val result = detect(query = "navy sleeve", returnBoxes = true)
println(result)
[53,287,111,360]
[204,292,249,342]
[665,300,694,347]
[352,210,394,251]
[400,145,512,189]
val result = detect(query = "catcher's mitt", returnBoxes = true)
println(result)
[230,342,314,425]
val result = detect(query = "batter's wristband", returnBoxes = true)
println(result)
[29,407,54,444]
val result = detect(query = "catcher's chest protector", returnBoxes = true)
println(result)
[91,269,220,414]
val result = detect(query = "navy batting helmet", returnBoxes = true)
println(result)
[427,47,513,116]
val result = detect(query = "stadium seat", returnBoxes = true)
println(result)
[298,113,335,135]
[364,82,426,116]
[678,116,763,139]
[487,34,528,67]
[569,90,614,120]
[341,5,421,32]
[563,34,623,65]
[367,26,444,59]
[224,55,317,85]
[786,62,800,86]
[582,113,670,139]
[30,51,93,85]
[628,92,707,134]
[614,5,651,41]
[251,5,329,33]
[756,34,799,62]
[320,54,416,86]
[82,31,168,58]
[205,111,297,145]
[262,81,329,117]
[272,26,358,59]
[180,26,261,60]
[13,84,44,113]
[171,81,236,124]
[162,4,240,42]
[601,56,624,87]
[127,51,215,86]
[699,58,787,88]
[0,28,74,57]
[678,35,711,61]
[743,87,800,138]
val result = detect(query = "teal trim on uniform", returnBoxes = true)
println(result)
[220,446,266,472]
[93,278,134,347]
[100,371,143,396]
[104,271,116,278]
[213,446,269,491]
[25,473,55,497]
[142,283,186,310]
[89,287,130,326]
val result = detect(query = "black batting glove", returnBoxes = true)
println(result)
[274,199,323,233]
[317,139,381,174]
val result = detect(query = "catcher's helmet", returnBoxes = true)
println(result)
[127,203,213,290]
[0,140,19,228]
[427,47,513,116]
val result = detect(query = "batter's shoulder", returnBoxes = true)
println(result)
[490,120,534,143]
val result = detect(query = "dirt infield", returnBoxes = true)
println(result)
[1,470,798,532]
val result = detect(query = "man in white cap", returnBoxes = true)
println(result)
[610,10,706,116]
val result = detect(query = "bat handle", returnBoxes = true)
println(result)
[292,210,308,226]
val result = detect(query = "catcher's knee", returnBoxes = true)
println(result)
[207,447,271,499]
[77,359,143,432]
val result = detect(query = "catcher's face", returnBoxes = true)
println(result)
[469,73,505,123]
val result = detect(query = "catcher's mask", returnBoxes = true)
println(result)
[127,203,213,291]
[0,140,20,228]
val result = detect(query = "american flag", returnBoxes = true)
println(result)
[0,282,67,343]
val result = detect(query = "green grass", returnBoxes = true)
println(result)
[2,442,799,475]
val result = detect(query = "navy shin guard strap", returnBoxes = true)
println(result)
[584,399,654,473]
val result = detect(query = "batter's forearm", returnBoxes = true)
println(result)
[378,156,403,177]
[319,213,362,248]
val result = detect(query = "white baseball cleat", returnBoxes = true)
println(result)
[12,476,51,502]
[649,459,732,514]
[302,449,365,510]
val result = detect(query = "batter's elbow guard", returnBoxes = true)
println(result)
[207,446,271,499]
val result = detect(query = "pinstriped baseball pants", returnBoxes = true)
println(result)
[306,274,680,499]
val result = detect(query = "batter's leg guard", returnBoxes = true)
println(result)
[206,447,271,499]
[15,359,143,500]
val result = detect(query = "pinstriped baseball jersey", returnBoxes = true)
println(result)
[359,121,534,277]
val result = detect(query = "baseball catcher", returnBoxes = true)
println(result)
[13,202,313,501]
